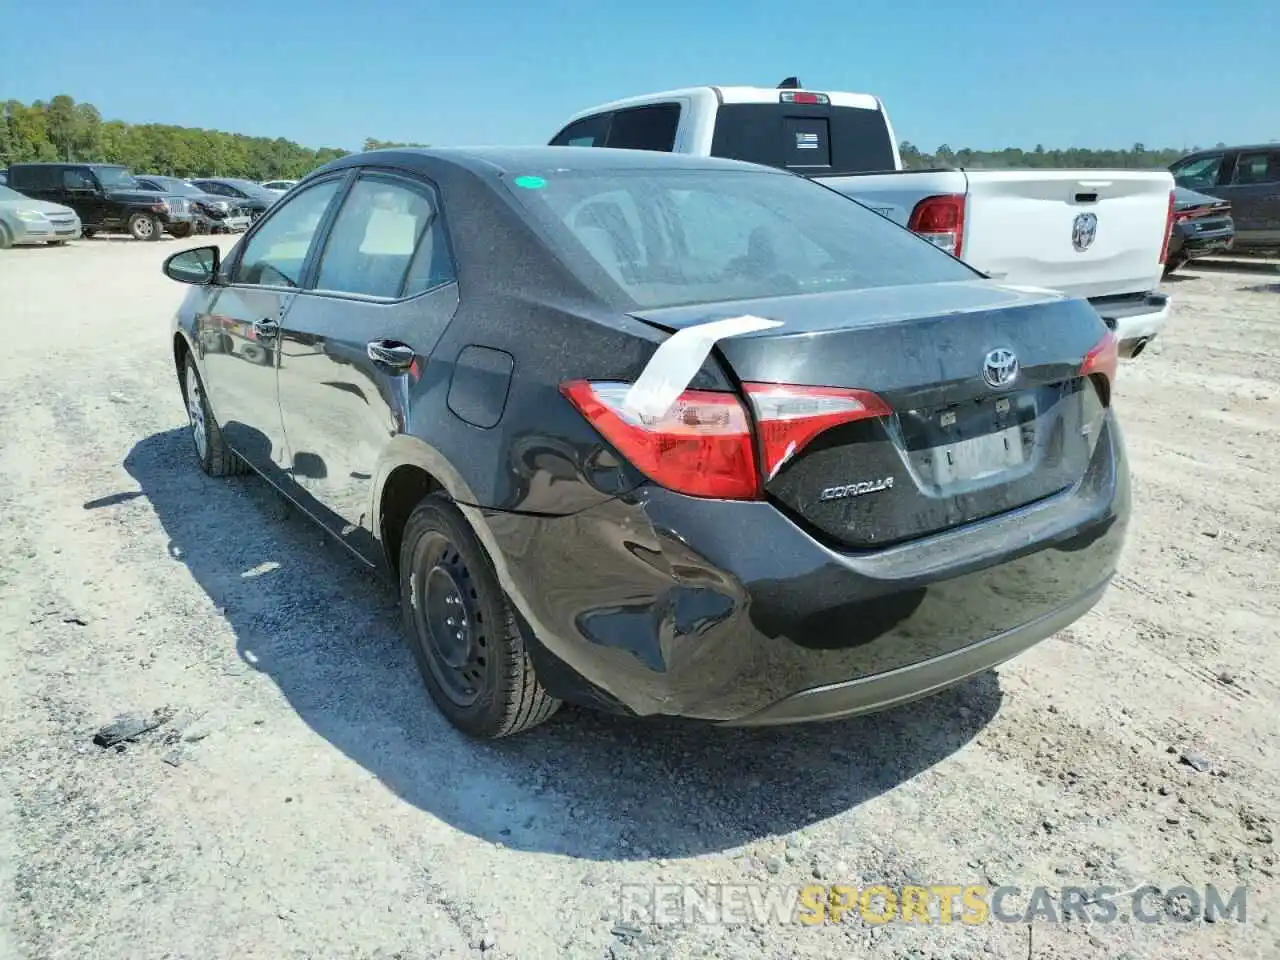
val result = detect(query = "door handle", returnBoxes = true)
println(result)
[253,318,279,339]
[366,339,416,371]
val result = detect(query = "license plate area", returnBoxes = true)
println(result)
[927,424,1025,484]
[899,390,1040,486]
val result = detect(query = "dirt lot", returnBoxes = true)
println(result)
[1,238,1277,960]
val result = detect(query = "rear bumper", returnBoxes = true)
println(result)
[722,579,1107,725]
[1090,291,1171,358]
[467,415,1130,724]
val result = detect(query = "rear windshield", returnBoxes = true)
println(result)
[710,104,897,175]
[502,167,979,310]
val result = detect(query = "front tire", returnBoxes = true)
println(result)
[182,354,247,477]
[168,222,193,239]
[129,213,162,241]
[400,495,561,739]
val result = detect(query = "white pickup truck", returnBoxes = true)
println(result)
[548,80,1177,358]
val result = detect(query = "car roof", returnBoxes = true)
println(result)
[1178,143,1280,159]
[316,145,781,179]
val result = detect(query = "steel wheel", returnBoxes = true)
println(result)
[413,533,488,707]
[399,494,561,738]
[186,361,208,460]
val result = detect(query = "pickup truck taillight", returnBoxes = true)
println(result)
[907,194,966,258]
[1158,189,1176,264]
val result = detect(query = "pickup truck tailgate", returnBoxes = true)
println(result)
[962,170,1173,300]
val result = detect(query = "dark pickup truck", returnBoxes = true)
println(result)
[1170,144,1280,256]
[4,162,197,241]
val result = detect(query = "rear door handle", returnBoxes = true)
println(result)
[366,339,416,370]
[253,318,279,339]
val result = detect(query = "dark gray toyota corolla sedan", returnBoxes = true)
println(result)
[163,146,1129,739]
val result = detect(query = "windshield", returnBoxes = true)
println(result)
[0,186,28,202]
[155,178,201,196]
[94,166,139,189]
[502,166,979,310]
[226,179,276,200]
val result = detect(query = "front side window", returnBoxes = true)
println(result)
[503,166,980,309]
[550,114,611,148]
[1172,154,1225,190]
[232,179,342,287]
[313,175,452,298]
[93,166,137,189]
[1233,151,1280,186]
[63,169,98,190]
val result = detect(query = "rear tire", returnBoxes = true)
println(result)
[399,494,561,739]
[0,224,11,249]
[81,228,96,239]
[129,213,161,242]
[182,354,247,477]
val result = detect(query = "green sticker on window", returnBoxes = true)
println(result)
[513,175,546,189]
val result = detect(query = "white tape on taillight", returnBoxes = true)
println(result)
[624,314,783,420]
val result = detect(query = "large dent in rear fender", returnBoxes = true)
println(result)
[457,494,752,717]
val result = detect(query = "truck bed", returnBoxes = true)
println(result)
[818,168,1175,302]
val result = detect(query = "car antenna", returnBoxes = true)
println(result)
[778,76,801,89]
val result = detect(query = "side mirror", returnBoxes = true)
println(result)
[163,245,221,285]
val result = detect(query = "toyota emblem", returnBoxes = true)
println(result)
[983,348,1019,388]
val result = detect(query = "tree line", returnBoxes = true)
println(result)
[5,94,1203,181]
[0,95,366,180]
[899,141,1200,170]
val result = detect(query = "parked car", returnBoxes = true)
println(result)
[4,162,195,240]
[161,146,1129,740]
[1170,144,1280,256]
[134,175,252,234]
[1164,188,1234,275]
[0,184,82,247]
[188,178,279,221]
[261,179,298,193]
[549,79,1178,360]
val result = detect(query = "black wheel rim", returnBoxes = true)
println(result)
[413,533,487,707]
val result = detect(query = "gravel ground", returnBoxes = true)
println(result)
[1,238,1277,960]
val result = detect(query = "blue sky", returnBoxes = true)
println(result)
[3,0,1275,153]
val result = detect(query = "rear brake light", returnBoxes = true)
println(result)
[1081,330,1119,402]
[779,91,830,105]
[559,380,759,499]
[744,383,892,480]
[1158,189,1176,264]
[907,194,966,258]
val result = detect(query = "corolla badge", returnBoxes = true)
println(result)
[1072,212,1098,252]
[818,477,894,502]
[983,348,1019,388]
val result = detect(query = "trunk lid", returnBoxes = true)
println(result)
[632,280,1113,550]
[959,170,1174,300]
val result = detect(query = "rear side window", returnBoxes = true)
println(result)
[313,175,453,299]
[604,104,680,152]
[502,166,979,310]
[710,103,896,175]
[1232,150,1280,186]
[9,165,59,190]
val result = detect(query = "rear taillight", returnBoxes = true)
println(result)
[907,194,966,258]
[1158,189,1176,264]
[560,379,894,498]
[743,383,892,479]
[559,380,759,499]
[1081,330,1119,403]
